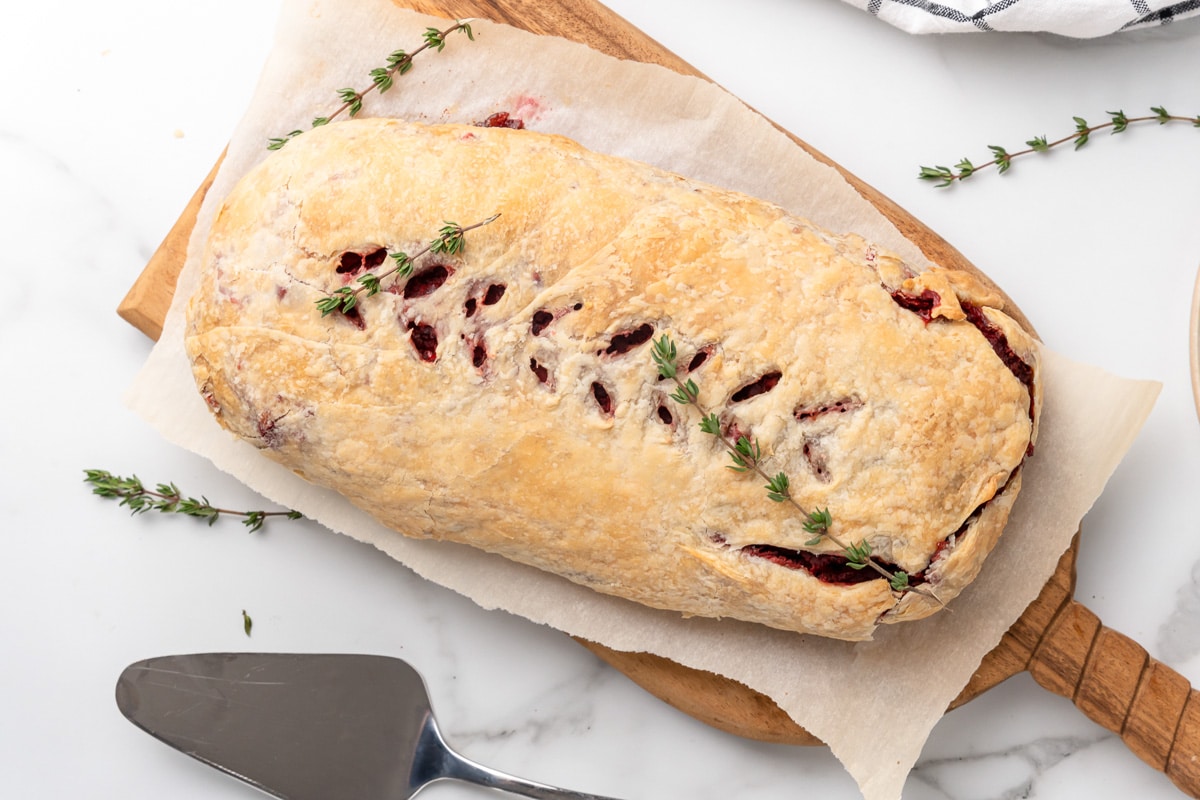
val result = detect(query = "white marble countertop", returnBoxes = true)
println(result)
[4,1,1200,798]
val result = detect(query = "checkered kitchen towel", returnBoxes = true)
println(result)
[840,0,1200,36]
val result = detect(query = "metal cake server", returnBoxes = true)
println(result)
[116,652,625,799]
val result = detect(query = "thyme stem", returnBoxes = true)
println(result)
[84,469,302,533]
[268,18,478,150]
[920,107,1199,186]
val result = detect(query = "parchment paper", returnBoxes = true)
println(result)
[127,2,1162,797]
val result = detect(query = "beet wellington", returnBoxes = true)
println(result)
[186,117,1039,640]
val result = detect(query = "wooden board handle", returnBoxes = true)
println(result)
[1029,599,1200,796]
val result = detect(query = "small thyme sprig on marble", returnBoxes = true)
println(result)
[267,19,478,151]
[84,470,302,533]
[653,336,924,597]
[316,214,500,316]
[919,106,1200,186]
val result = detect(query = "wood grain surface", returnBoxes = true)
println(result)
[117,1,1200,794]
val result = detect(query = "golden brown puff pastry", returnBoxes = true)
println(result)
[186,117,1040,641]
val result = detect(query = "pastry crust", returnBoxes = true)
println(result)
[185,117,1040,641]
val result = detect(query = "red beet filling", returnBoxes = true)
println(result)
[407,322,438,362]
[483,284,507,305]
[604,324,654,356]
[403,265,451,299]
[722,420,751,448]
[337,252,363,275]
[731,372,781,403]
[364,248,388,270]
[472,343,487,369]
[341,304,365,330]
[961,301,1036,423]
[687,348,712,372]
[591,382,613,415]
[463,297,478,318]
[477,111,525,129]
[656,405,674,425]
[795,397,860,422]
[530,358,549,384]
[531,310,554,335]
[740,545,925,587]
[890,288,941,322]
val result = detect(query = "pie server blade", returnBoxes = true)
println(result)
[115,652,624,799]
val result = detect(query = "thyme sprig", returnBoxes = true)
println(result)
[84,469,302,533]
[919,106,1200,186]
[652,336,927,597]
[316,214,500,316]
[267,19,477,150]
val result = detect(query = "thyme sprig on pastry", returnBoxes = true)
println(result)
[653,336,920,596]
[267,18,478,151]
[316,214,500,316]
[919,106,1199,186]
[84,469,302,533]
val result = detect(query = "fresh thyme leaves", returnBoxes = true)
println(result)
[764,472,790,503]
[84,469,302,533]
[844,540,873,570]
[919,106,1200,186]
[242,609,253,637]
[316,214,500,316]
[267,19,477,151]
[803,508,833,545]
[652,335,934,600]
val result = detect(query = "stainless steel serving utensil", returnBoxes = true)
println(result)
[116,653,625,799]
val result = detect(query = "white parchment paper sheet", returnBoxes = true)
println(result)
[127,2,1161,797]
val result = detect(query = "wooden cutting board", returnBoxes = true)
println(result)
[117,1,1200,794]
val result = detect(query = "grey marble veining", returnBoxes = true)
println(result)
[910,732,1111,800]
[1158,557,1200,667]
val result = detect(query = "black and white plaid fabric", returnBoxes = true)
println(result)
[840,0,1200,35]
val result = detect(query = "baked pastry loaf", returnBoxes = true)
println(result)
[186,117,1040,641]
